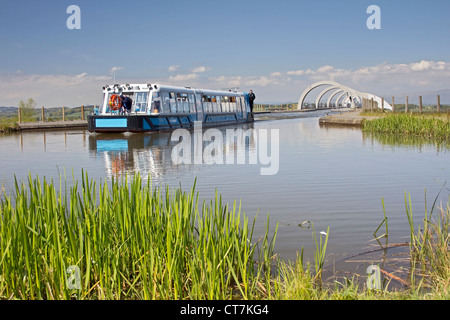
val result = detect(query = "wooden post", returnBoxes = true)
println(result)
[392,96,395,112]
[405,96,408,113]
[41,106,45,122]
[62,106,65,121]
[437,95,441,113]
[18,107,21,123]
[381,97,384,112]
[419,96,422,113]
[81,105,85,120]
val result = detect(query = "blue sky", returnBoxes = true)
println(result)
[1,0,450,106]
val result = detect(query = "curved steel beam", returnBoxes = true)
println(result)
[335,91,348,108]
[315,86,341,109]
[297,80,363,110]
[326,89,344,108]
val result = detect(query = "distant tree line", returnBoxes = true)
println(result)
[0,98,96,122]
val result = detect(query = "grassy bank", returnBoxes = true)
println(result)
[362,113,450,140]
[1,173,450,300]
[0,117,19,133]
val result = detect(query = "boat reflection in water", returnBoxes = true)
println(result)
[88,123,257,180]
[89,132,174,180]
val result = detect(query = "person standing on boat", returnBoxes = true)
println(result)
[119,94,126,114]
[248,90,256,112]
[123,95,132,113]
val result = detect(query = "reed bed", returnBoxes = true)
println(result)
[404,191,450,294]
[362,113,450,140]
[2,171,450,300]
[0,172,279,300]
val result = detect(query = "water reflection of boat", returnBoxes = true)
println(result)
[89,132,175,179]
[89,122,256,179]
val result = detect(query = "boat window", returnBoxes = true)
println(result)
[161,91,171,113]
[195,93,203,113]
[217,96,222,112]
[242,96,250,112]
[151,91,161,114]
[177,92,189,113]
[236,96,242,113]
[169,92,177,113]
[212,96,220,113]
[221,96,229,112]
[135,92,148,113]
[188,93,196,113]
[229,96,236,112]
[103,93,112,113]
[202,95,212,113]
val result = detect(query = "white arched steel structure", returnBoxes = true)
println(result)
[297,80,392,110]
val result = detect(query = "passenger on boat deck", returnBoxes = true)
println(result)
[123,96,132,113]
[119,94,132,114]
[248,90,256,113]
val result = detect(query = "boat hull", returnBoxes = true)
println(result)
[88,112,254,133]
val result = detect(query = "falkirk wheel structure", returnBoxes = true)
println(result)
[297,80,392,111]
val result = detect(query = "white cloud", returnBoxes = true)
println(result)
[1,60,449,107]
[285,60,450,92]
[109,67,123,74]
[168,65,180,72]
[270,72,283,77]
[208,76,242,88]
[247,76,272,87]
[287,69,314,76]
[191,66,211,73]
[317,65,334,73]
[168,73,199,82]
[0,73,108,107]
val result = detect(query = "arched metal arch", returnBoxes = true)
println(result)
[298,80,363,110]
[327,89,345,109]
[297,80,391,110]
[315,86,362,109]
[315,86,341,109]
[335,92,349,108]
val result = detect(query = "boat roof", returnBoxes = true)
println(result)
[102,83,245,96]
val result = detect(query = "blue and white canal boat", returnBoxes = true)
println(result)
[88,83,254,133]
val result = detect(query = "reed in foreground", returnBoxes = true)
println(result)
[2,172,450,300]
[0,172,279,300]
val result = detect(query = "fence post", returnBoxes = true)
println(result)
[62,106,65,121]
[18,107,21,123]
[437,95,440,113]
[392,96,395,112]
[41,106,45,122]
[405,96,408,113]
[419,96,422,113]
[81,105,85,120]
[381,97,384,112]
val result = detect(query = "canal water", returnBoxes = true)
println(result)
[1,110,449,267]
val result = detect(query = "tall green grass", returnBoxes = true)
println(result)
[404,190,450,292]
[362,113,450,140]
[0,172,279,300]
[2,172,450,300]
